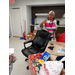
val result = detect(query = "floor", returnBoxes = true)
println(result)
[9,37,57,75]
[9,37,31,75]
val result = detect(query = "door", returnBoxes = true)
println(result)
[10,8,22,37]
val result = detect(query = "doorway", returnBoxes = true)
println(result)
[10,7,22,37]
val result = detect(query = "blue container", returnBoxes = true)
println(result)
[9,36,11,38]
[32,19,34,21]
[20,37,24,40]
[32,19,34,24]
[32,22,34,24]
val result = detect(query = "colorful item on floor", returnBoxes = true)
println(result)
[20,37,24,40]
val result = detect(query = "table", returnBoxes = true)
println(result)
[45,41,65,56]
[45,41,65,74]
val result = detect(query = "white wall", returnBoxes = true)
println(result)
[9,0,65,36]
[26,6,31,34]
[9,19,11,35]
[35,16,47,24]
[56,18,65,25]
[24,0,65,6]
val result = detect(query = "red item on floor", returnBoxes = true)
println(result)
[23,32,26,40]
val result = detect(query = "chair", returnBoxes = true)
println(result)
[21,30,50,70]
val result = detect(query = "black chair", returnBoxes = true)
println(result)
[21,30,50,69]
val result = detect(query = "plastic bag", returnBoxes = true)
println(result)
[39,61,63,75]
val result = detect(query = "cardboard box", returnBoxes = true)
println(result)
[27,33,33,40]
[27,36,32,40]
[33,30,37,36]
[32,35,36,40]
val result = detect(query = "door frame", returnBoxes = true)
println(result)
[9,6,23,37]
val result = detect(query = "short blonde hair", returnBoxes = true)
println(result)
[49,10,55,15]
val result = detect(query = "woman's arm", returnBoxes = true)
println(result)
[40,20,47,27]
[53,20,57,33]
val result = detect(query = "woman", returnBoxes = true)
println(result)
[40,10,57,40]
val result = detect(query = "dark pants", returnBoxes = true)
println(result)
[56,56,65,69]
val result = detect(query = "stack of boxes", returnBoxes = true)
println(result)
[33,30,37,39]
[27,33,33,40]
[27,30,37,40]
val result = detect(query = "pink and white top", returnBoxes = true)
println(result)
[45,20,57,37]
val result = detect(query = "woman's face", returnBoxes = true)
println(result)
[48,12,54,20]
